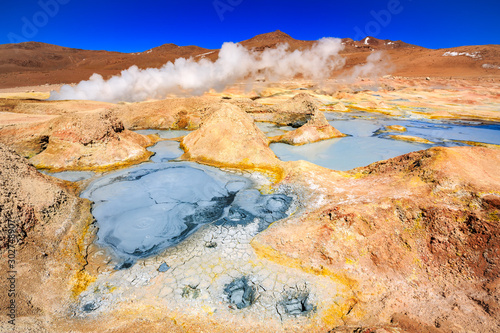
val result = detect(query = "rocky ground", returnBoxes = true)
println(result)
[0,144,96,329]
[0,78,499,332]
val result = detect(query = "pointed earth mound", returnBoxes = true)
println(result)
[180,103,282,175]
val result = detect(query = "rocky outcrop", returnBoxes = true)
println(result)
[28,110,158,171]
[226,97,265,113]
[0,144,95,322]
[255,146,500,332]
[0,103,160,171]
[240,93,347,145]
[0,118,53,157]
[331,102,348,111]
[384,124,406,132]
[389,134,433,144]
[269,111,345,145]
[247,93,321,127]
[229,93,347,145]
[113,97,221,130]
[0,144,72,250]
[180,103,282,175]
[0,98,113,116]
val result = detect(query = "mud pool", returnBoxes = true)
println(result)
[271,112,500,171]
[70,120,500,323]
[81,153,292,266]
[41,170,95,181]
[53,119,500,272]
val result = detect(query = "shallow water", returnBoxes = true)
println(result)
[331,117,500,145]
[148,141,184,162]
[271,112,500,171]
[81,161,292,264]
[255,122,296,137]
[271,137,429,171]
[41,170,95,182]
[325,111,500,144]
[134,129,187,162]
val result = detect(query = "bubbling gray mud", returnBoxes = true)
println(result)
[81,162,292,264]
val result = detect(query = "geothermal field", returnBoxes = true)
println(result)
[1,31,500,332]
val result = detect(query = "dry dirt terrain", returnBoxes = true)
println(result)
[0,31,500,333]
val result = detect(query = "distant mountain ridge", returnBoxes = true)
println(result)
[0,30,499,88]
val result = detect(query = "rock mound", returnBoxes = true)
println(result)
[354,146,500,191]
[181,103,281,174]
[269,111,345,145]
[255,146,500,332]
[114,97,221,130]
[248,93,321,127]
[49,109,124,144]
[0,144,94,319]
[29,109,157,171]
[0,144,72,249]
[331,102,348,111]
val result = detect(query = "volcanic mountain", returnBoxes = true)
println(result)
[0,30,499,89]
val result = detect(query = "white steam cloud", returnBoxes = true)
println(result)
[48,38,346,103]
[339,51,393,82]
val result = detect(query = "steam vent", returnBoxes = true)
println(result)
[1,28,500,333]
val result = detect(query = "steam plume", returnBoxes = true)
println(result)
[339,51,392,82]
[48,38,346,102]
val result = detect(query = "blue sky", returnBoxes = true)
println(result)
[1,0,499,52]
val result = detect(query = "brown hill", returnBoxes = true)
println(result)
[239,30,314,52]
[0,31,498,89]
[0,40,215,88]
[385,44,500,78]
